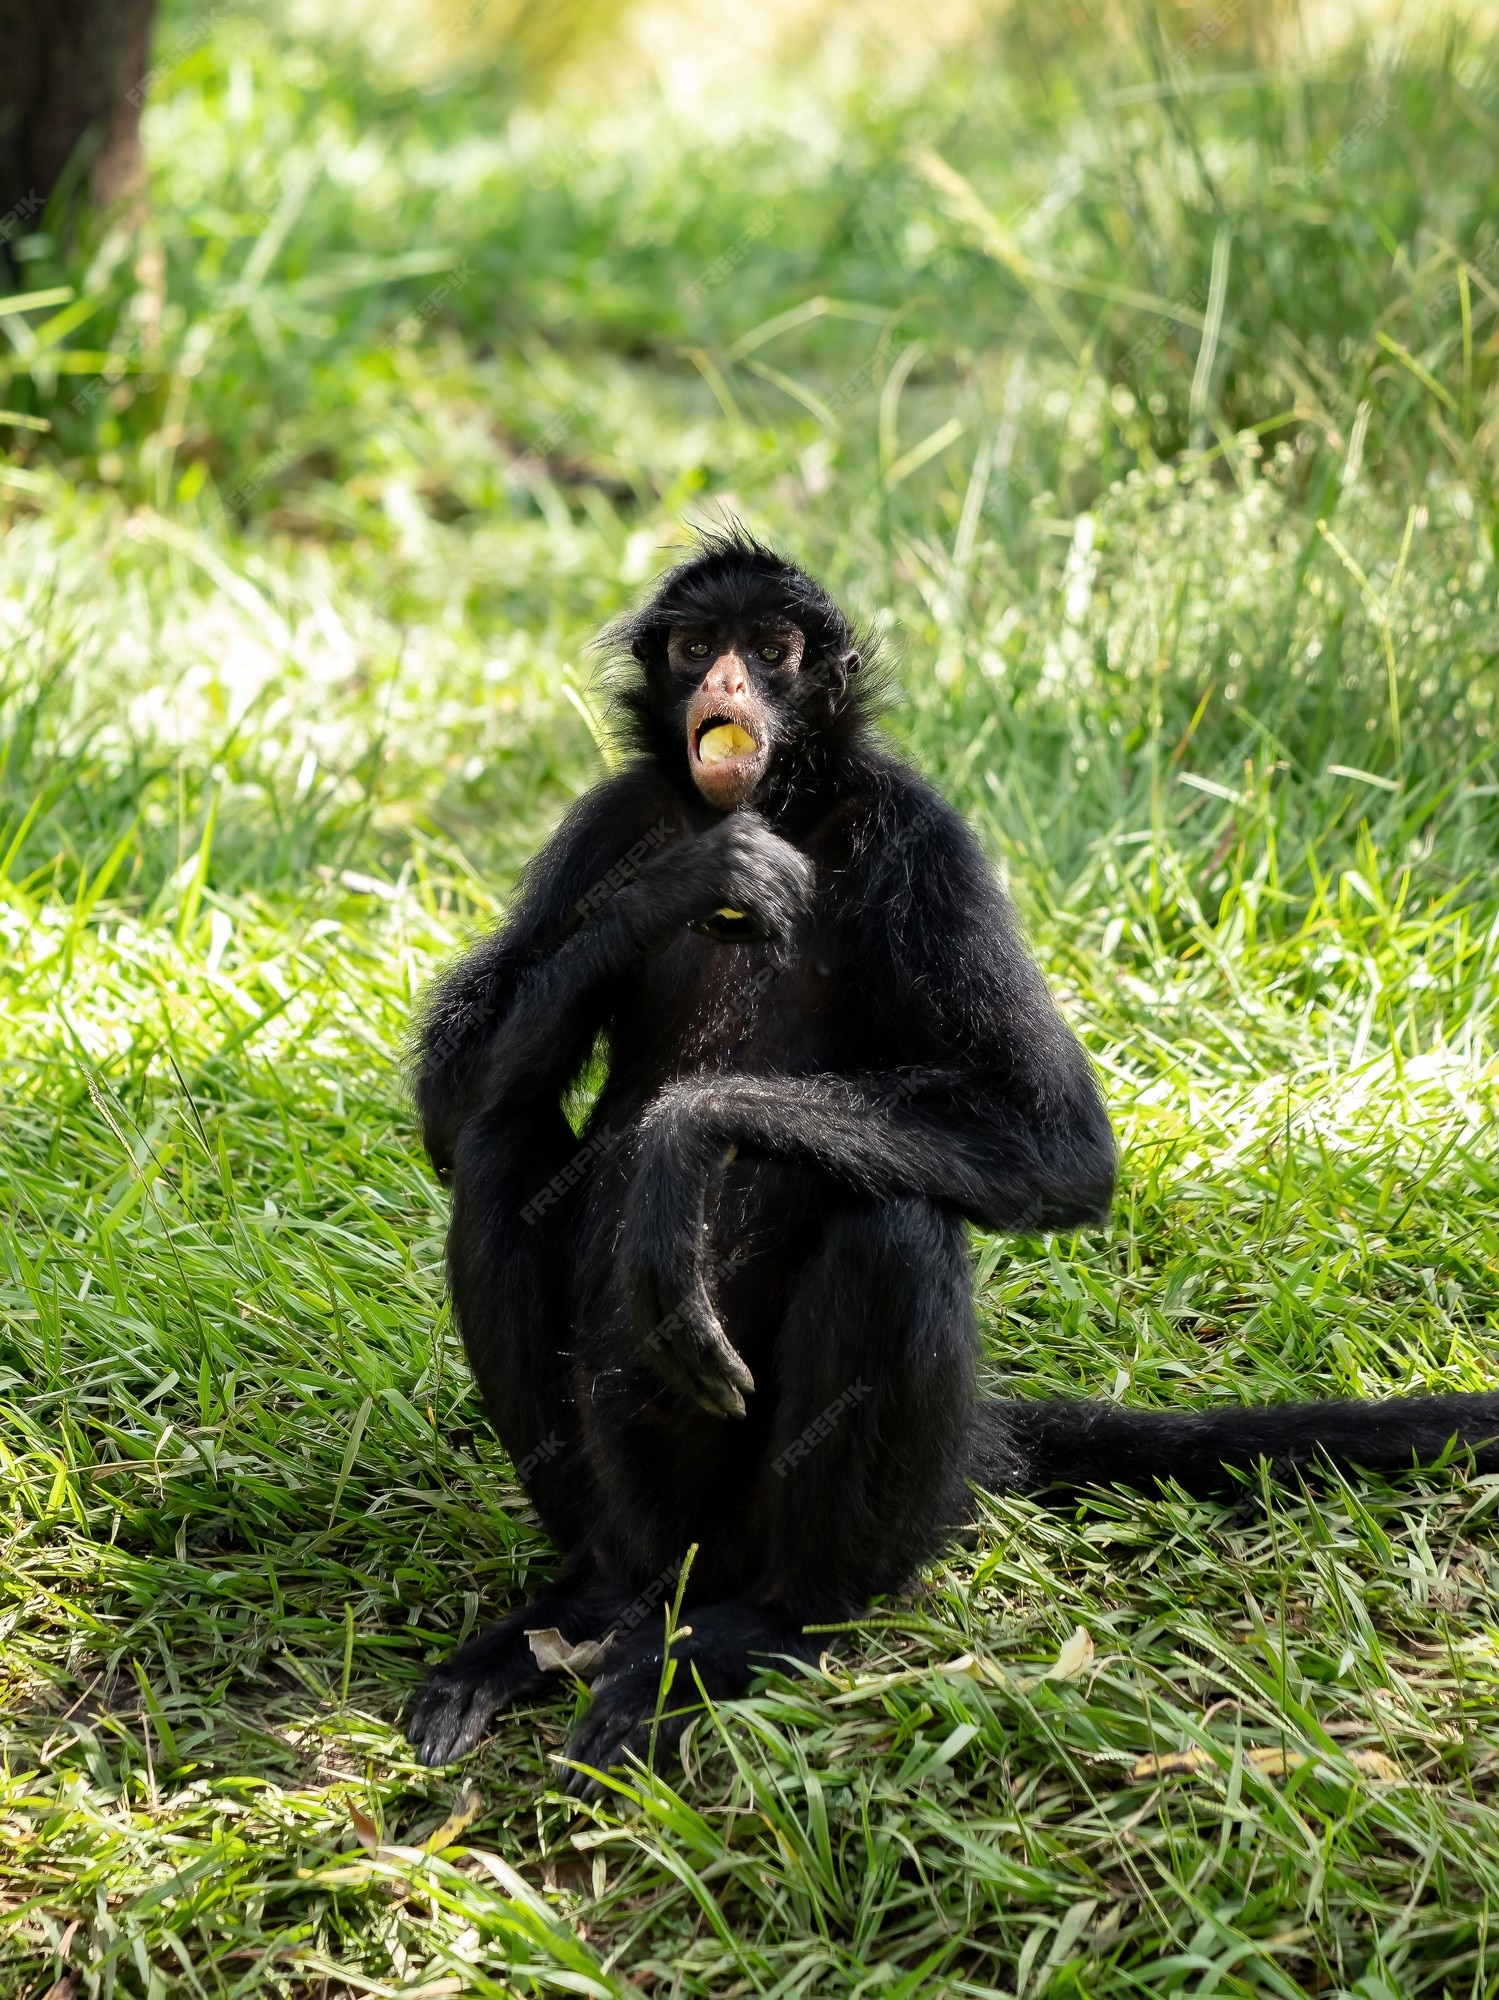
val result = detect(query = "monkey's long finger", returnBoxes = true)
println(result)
[718,1342,755,1398]
[664,1339,750,1418]
[695,1375,747,1419]
[694,1340,754,1417]
[676,1354,746,1419]
[649,1342,721,1413]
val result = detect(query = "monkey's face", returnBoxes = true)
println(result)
[668,622,805,810]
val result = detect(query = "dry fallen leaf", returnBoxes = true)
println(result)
[1132,1744,1404,1783]
[1131,1747,1216,1780]
[425,1787,483,1853]
[1249,1746,1403,1782]
[1249,1746,1305,1777]
[527,1626,613,1675]
[347,1801,380,1849]
[1044,1626,1095,1682]
[1345,1749,1403,1782]
[938,1651,1008,1686]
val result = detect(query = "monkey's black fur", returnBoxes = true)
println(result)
[409,529,1499,1789]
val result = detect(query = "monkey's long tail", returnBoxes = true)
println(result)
[970,1391,1499,1499]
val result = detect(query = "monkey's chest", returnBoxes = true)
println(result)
[617,928,842,1081]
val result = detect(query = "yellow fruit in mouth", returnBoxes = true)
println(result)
[697,722,758,764]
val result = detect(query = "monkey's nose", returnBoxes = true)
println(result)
[704,650,750,698]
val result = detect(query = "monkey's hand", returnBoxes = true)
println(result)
[619,1099,753,1417]
[626,1255,754,1419]
[672,815,815,946]
[458,821,813,1122]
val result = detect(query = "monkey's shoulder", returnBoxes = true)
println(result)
[551,762,686,847]
[812,754,990,887]
[520,765,688,905]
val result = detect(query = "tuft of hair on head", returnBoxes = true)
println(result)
[597,524,885,787]
[607,524,862,680]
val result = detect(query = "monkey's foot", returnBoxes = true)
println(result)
[559,1663,694,1801]
[407,1613,548,1765]
[408,1577,622,1765]
[557,1602,816,1800]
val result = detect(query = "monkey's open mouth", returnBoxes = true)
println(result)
[685,697,771,806]
[694,718,760,764]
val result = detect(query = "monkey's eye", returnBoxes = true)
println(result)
[758,645,783,664]
[684,641,711,659]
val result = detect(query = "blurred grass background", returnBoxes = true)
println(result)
[3,0,1499,1993]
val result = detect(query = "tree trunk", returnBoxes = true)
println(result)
[0,0,157,237]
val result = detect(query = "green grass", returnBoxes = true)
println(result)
[4,0,1499,1991]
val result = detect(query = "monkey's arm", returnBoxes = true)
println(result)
[631,1067,1110,1233]
[415,772,680,1174]
[620,782,1115,1414]
[619,1067,1110,1414]
[416,794,813,1174]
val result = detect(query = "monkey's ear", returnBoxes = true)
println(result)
[829,647,861,696]
[630,621,668,665]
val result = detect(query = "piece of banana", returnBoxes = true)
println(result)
[697,722,758,763]
[689,903,763,941]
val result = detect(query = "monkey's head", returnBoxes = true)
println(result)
[608,530,867,812]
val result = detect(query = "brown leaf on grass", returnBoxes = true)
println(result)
[347,1801,380,1849]
[1249,1746,1306,1776]
[1132,1744,1404,1782]
[1131,1746,1216,1779]
[1345,1749,1404,1781]
[1246,1745,1403,1781]
[527,1626,613,1675]
[425,1786,483,1853]
[40,1979,77,2000]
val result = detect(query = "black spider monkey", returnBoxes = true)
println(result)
[408,528,1499,1789]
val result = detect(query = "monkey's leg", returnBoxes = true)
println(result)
[756,1194,976,1605]
[446,1103,603,1546]
[409,1105,608,1766]
[562,1195,976,1795]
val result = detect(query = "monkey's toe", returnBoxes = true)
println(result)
[557,1674,684,1799]
[407,1628,548,1764]
[407,1671,504,1765]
